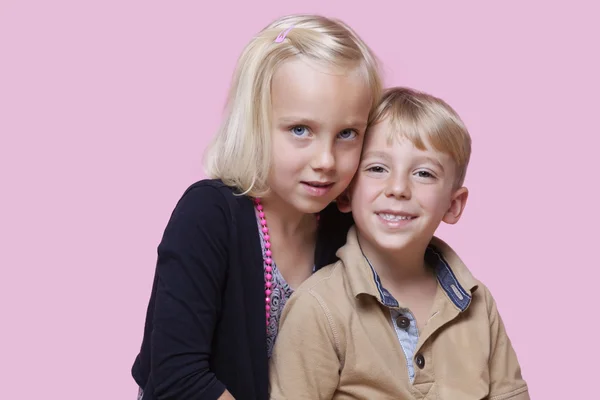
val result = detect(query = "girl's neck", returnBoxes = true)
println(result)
[259,195,316,239]
[257,194,318,290]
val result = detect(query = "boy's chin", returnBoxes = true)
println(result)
[364,231,432,254]
[376,238,417,254]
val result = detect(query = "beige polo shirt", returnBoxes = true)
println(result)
[269,226,529,400]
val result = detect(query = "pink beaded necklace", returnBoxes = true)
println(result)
[254,197,319,328]
[253,198,274,327]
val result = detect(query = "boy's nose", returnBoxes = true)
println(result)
[385,175,411,199]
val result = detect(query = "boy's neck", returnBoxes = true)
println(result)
[357,233,433,284]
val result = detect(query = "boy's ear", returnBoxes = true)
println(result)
[443,187,469,225]
[336,190,352,213]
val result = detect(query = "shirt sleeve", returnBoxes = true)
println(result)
[269,289,341,400]
[150,184,230,400]
[486,289,530,400]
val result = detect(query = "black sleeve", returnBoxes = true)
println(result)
[150,184,230,399]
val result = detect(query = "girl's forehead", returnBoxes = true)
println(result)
[270,59,372,124]
[272,58,368,93]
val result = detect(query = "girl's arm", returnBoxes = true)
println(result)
[150,185,231,399]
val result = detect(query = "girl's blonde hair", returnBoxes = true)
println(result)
[203,14,383,197]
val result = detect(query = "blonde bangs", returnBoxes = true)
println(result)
[371,87,472,187]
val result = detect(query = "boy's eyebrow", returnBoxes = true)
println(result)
[361,150,391,161]
[423,156,445,172]
[362,151,446,172]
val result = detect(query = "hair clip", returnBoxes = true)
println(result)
[274,25,294,43]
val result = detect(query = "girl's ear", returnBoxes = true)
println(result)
[336,190,352,213]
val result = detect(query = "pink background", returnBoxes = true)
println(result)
[1,1,598,398]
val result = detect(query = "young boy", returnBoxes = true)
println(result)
[268,87,529,399]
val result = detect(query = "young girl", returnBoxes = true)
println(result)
[131,14,383,400]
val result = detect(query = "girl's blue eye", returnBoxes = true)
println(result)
[291,126,309,136]
[338,129,357,140]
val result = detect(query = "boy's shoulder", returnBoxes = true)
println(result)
[296,260,349,298]
[289,258,362,318]
[281,259,358,344]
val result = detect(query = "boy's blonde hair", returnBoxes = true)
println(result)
[203,14,383,197]
[370,87,472,187]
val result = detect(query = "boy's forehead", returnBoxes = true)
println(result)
[363,120,432,154]
[362,119,456,169]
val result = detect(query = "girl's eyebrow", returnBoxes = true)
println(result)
[278,116,319,126]
[278,116,368,130]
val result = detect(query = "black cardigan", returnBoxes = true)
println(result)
[131,179,353,400]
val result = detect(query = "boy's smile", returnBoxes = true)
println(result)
[375,210,417,228]
[346,117,468,265]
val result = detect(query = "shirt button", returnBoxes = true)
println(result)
[415,354,425,369]
[396,316,410,329]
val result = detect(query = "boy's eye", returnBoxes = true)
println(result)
[416,170,434,178]
[368,166,386,173]
[338,129,357,140]
[291,126,309,137]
